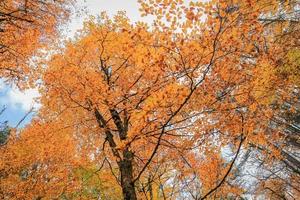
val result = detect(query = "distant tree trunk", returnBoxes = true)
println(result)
[148,176,153,200]
[118,149,137,200]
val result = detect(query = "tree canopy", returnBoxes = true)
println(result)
[0,0,299,199]
[0,0,73,85]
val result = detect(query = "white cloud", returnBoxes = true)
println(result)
[0,80,4,90]
[65,0,154,38]
[4,87,40,111]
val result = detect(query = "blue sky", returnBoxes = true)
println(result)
[0,81,39,127]
[0,0,152,128]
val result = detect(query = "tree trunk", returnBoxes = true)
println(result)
[94,108,137,199]
[148,176,153,200]
[119,149,137,200]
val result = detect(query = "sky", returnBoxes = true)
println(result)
[0,0,152,127]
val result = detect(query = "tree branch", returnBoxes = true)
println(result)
[200,135,245,200]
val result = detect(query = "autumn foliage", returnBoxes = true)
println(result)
[0,0,73,85]
[0,0,299,199]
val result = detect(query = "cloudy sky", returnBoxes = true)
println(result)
[0,0,151,127]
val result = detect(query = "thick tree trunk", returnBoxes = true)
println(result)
[119,149,137,200]
[94,108,137,199]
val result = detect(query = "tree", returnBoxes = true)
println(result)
[0,1,75,197]
[230,6,300,198]
[241,48,300,199]
[0,120,79,199]
[0,0,73,85]
[0,106,10,146]
[1,0,299,199]
[39,0,298,197]
[138,0,300,199]
[0,119,125,199]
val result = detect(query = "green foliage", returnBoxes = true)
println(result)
[61,166,122,200]
[0,121,10,145]
[278,49,300,87]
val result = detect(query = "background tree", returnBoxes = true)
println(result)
[0,0,73,85]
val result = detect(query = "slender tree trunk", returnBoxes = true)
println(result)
[118,149,137,200]
[148,176,153,200]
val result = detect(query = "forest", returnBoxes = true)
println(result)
[0,0,299,199]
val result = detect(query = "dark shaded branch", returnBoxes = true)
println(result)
[109,108,126,140]
[94,108,121,160]
[14,107,34,128]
